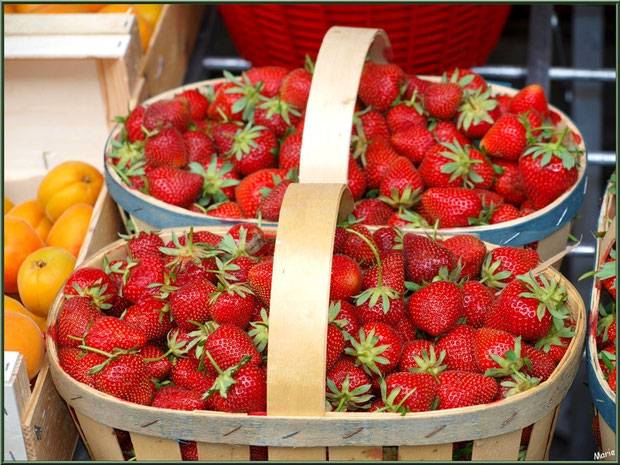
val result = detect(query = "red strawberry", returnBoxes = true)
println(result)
[362,138,399,189]
[378,157,424,209]
[496,373,541,400]
[521,343,555,381]
[206,361,267,413]
[64,267,116,310]
[599,346,616,377]
[424,82,463,119]
[180,441,198,461]
[143,98,191,132]
[280,68,312,110]
[480,246,539,289]
[203,201,244,219]
[402,233,457,284]
[455,88,500,139]
[608,366,616,393]
[490,204,521,224]
[152,385,207,411]
[122,105,146,143]
[446,68,487,92]
[356,295,405,328]
[330,255,362,302]
[390,126,435,165]
[436,324,479,372]
[372,227,399,256]
[461,281,495,328]
[84,316,147,353]
[345,322,402,376]
[227,124,277,176]
[519,128,581,209]
[204,324,262,374]
[146,167,202,208]
[495,95,513,116]
[436,371,498,409]
[209,286,256,329]
[342,225,377,268]
[363,250,405,294]
[169,278,217,330]
[140,344,171,379]
[329,301,360,347]
[125,230,165,260]
[190,155,240,203]
[421,187,483,228]
[258,179,291,221]
[352,198,395,225]
[432,121,471,146]
[279,132,302,171]
[399,340,446,375]
[245,66,288,98]
[211,121,241,154]
[326,324,346,370]
[408,281,463,336]
[254,97,301,138]
[183,130,216,165]
[170,358,199,388]
[382,372,438,413]
[347,157,367,201]
[124,297,174,340]
[57,297,104,348]
[442,235,486,280]
[419,142,494,190]
[176,89,209,120]
[492,159,527,205]
[473,189,505,208]
[58,348,104,388]
[404,75,432,99]
[354,109,390,143]
[248,258,273,307]
[536,323,574,364]
[395,314,417,343]
[144,127,188,168]
[207,79,259,122]
[480,114,527,161]
[472,328,523,375]
[122,254,165,303]
[386,102,427,135]
[358,62,405,112]
[94,353,153,405]
[235,168,287,218]
[510,84,548,118]
[326,357,372,411]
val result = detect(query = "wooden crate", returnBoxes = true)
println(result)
[103,26,585,265]
[4,5,204,175]
[587,178,616,460]
[46,181,586,461]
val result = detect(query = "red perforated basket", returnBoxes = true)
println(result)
[219,4,511,74]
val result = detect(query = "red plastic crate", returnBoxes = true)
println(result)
[219,4,511,74]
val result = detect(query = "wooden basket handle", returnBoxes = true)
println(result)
[267,183,353,417]
[299,26,392,184]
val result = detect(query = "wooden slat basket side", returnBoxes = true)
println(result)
[587,180,616,447]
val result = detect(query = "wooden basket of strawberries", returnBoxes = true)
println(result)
[584,173,616,456]
[105,27,586,264]
[47,180,586,460]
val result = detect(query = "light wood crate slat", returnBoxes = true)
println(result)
[268,447,327,461]
[4,353,31,461]
[130,432,182,461]
[196,442,250,461]
[524,409,555,461]
[471,428,522,461]
[328,446,383,461]
[398,443,453,461]
[74,411,124,461]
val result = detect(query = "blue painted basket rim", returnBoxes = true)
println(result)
[104,78,587,243]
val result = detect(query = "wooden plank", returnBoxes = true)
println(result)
[21,359,79,460]
[5,35,133,59]
[328,446,383,461]
[599,415,616,461]
[5,13,136,35]
[196,442,250,461]
[472,429,521,461]
[524,410,555,461]
[537,221,572,265]
[268,447,326,461]
[300,27,390,184]
[74,411,124,461]
[398,443,453,461]
[140,4,204,97]
[267,184,353,417]
[544,405,561,460]
[3,352,31,461]
[130,432,182,461]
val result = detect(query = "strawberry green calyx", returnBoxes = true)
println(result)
[379,185,421,209]
[499,372,541,398]
[480,254,512,289]
[209,281,254,306]
[257,173,285,200]
[69,281,113,310]
[328,301,351,332]
[227,122,267,162]
[373,378,416,415]
[189,321,220,369]
[599,350,616,376]
[326,375,373,412]
[160,228,221,272]
[119,215,160,241]
[596,302,616,345]
[486,336,526,377]
[189,157,240,205]
[217,228,263,260]
[580,247,616,286]
[203,352,251,400]
[222,70,263,121]
[304,54,315,73]
[108,136,145,171]
[258,95,301,126]
[468,201,501,226]
[405,262,465,293]
[347,227,400,313]
[337,214,364,229]
[77,345,137,375]
[457,87,498,132]
[534,323,574,353]
[442,68,476,88]
[351,122,370,166]
[407,346,447,380]
[391,87,425,114]
[344,328,391,376]
[522,126,583,170]
[248,309,269,353]
[517,273,569,330]
[394,208,430,228]
[438,139,484,188]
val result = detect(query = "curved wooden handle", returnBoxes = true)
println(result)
[267,183,353,417]
[299,26,392,184]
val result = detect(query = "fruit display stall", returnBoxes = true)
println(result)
[3,4,616,462]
